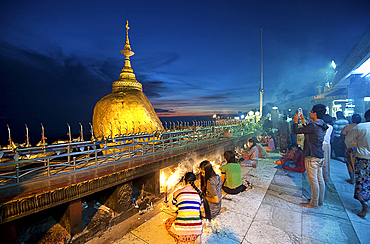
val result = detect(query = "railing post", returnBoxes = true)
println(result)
[95,150,98,166]
[73,157,76,171]
[67,145,70,164]
[47,158,50,176]
[16,163,19,183]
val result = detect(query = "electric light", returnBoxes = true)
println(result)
[248,111,254,116]
[255,111,260,116]
[331,60,337,69]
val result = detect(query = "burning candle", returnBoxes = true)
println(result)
[164,184,168,203]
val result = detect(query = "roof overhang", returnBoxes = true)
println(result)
[335,53,370,88]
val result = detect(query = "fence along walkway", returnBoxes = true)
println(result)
[0,123,248,186]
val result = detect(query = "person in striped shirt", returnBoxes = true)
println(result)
[165,172,204,243]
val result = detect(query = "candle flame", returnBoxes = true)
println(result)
[160,170,183,193]
[210,160,221,175]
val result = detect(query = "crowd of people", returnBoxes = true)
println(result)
[289,105,370,218]
[164,106,370,243]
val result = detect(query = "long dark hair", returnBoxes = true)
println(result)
[224,150,237,163]
[199,160,216,194]
[248,137,258,148]
[184,172,211,220]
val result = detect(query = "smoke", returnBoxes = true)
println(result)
[164,148,227,192]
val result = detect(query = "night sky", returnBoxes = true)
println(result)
[1,0,370,145]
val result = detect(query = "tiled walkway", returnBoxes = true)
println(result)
[99,153,370,243]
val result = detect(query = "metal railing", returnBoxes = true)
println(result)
[0,123,251,185]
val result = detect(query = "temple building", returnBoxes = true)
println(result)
[314,25,370,117]
[92,21,163,139]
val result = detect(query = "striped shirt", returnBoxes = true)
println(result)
[171,185,203,236]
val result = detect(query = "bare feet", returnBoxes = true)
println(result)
[300,202,318,209]
[219,207,227,214]
[357,207,369,218]
[345,179,355,184]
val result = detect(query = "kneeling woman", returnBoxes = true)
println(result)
[221,151,247,194]
[166,172,204,243]
[200,160,222,219]
[239,137,259,167]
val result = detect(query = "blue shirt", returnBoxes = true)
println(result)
[293,120,328,158]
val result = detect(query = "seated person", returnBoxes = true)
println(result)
[283,144,305,172]
[268,135,275,150]
[221,151,247,194]
[200,160,222,219]
[239,137,259,167]
[258,133,269,146]
[275,144,294,165]
[165,172,204,243]
[256,141,267,158]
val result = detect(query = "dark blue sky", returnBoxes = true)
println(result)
[1,0,370,144]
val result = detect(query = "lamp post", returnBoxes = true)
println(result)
[248,111,254,123]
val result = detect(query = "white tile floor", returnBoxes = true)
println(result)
[94,153,370,244]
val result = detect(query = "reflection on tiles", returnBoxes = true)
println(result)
[244,167,275,191]
[202,232,240,244]
[115,233,147,244]
[351,220,370,244]
[268,183,303,199]
[254,203,302,236]
[331,180,355,194]
[301,236,329,244]
[130,212,178,244]
[214,211,253,242]
[262,189,303,213]
[271,171,301,188]
[221,196,261,218]
[302,213,360,244]
[245,221,300,244]
[234,185,269,202]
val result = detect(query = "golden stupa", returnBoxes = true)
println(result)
[92,21,163,139]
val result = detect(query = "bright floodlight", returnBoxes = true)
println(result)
[213,114,217,119]
[248,111,254,116]
[331,60,337,69]
[272,106,278,110]
[255,111,260,116]
[240,114,245,119]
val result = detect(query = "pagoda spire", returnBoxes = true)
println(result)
[120,20,135,73]
[113,20,142,92]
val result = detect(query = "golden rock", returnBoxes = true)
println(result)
[92,21,163,139]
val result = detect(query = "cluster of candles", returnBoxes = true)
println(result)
[160,160,222,204]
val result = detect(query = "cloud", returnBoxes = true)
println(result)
[136,74,166,99]
[0,41,112,144]
[154,108,175,114]
[135,52,180,70]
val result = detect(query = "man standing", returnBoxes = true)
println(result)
[293,104,328,209]
[345,109,370,218]
[333,111,349,159]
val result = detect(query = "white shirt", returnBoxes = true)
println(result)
[323,124,333,145]
[345,122,370,159]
